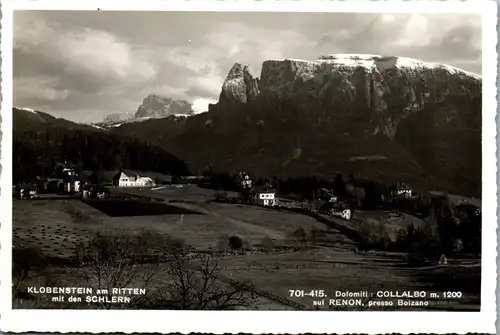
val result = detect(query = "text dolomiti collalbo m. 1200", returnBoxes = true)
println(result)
[288,289,463,309]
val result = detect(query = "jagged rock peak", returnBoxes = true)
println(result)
[135,93,194,119]
[226,63,245,80]
[220,63,260,105]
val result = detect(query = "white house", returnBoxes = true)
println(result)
[251,185,277,207]
[61,168,80,194]
[112,171,156,188]
[64,180,80,193]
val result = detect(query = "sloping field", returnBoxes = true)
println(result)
[13,193,354,256]
[13,199,98,258]
[216,249,480,310]
[200,202,357,247]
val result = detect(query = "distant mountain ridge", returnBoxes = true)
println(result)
[97,94,195,128]
[103,112,134,123]
[135,94,194,118]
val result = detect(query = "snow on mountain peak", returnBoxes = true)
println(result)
[14,106,37,114]
[317,54,481,79]
[266,54,480,80]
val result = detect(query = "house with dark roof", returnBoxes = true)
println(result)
[251,184,277,207]
[390,182,413,199]
[112,171,155,187]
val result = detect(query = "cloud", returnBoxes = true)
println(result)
[14,75,70,102]
[192,98,217,114]
[15,14,156,82]
[13,12,161,121]
[13,11,482,123]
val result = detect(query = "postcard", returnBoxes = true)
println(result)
[0,0,497,333]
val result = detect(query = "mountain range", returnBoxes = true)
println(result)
[14,54,482,197]
[97,94,194,127]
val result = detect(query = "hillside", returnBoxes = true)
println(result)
[109,54,482,197]
[12,107,191,183]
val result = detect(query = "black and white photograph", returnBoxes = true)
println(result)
[1,0,497,333]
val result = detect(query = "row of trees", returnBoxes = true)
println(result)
[203,171,388,210]
[356,195,481,258]
[13,129,191,184]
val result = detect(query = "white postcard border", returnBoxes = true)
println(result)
[0,0,497,334]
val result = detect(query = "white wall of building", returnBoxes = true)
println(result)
[116,175,155,187]
[253,192,276,206]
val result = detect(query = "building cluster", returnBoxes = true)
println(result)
[14,162,157,200]
[233,172,416,219]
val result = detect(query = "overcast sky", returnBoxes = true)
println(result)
[13,11,482,123]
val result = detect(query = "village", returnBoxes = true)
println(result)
[13,163,419,220]
[14,163,157,200]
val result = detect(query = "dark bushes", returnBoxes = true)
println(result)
[228,235,243,250]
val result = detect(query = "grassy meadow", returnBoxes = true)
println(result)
[12,185,480,311]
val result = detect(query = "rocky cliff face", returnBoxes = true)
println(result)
[219,54,480,137]
[219,63,260,105]
[112,54,482,196]
[135,94,194,119]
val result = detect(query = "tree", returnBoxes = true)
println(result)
[90,169,106,185]
[54,164,65,178]
[12,247,48,297]
[75,232,159,309]
[113,155,123,170]
[293,227,307,245]
[75,158,85,174]
[333,173,346,200]
[361,180,383,209]
[311,176,319,200]
[271,176,280,194]
[141,248,258,310]
[228,235,243,250]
